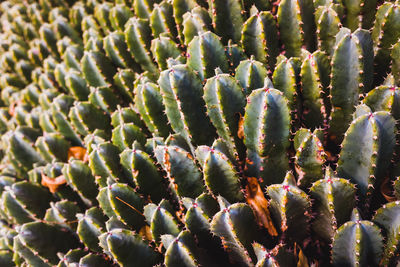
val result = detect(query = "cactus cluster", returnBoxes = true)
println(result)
[0,0,399,266]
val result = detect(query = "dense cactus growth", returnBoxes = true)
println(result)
[0,0,399,266]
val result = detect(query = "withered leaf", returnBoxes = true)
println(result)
[139,225,152,241]
[297,246,309,267]
[237,112,245,139]
[68,146,88,161]
[245,177,278,236]
[41,173,66,193]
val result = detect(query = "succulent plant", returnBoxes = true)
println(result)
[0,0,399,266]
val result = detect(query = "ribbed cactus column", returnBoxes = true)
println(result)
[243,88,291,186]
